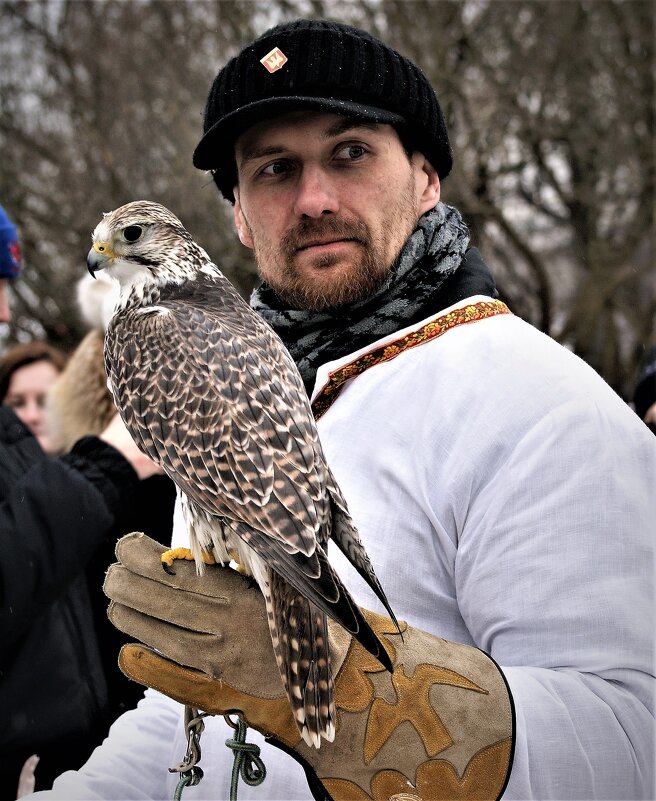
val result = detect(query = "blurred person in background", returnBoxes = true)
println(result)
[0,206,171,800]
[0,341,69,455]
[0,204,21,323]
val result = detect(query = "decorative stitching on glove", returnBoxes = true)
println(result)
[322,738,513,801]
[334,613,403,713]
[365,664,487,764]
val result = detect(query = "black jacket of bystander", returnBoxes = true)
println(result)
[0,406,140,799]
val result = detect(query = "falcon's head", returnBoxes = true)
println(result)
[87,201,209,307]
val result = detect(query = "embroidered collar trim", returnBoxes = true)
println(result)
[311,299,511,420]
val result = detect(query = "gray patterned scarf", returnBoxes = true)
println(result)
[251,203,473,395]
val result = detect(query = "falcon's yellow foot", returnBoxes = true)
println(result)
[161,547,216,575]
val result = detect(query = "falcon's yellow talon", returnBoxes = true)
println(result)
[161,547,194,566]
[161,547,216,574]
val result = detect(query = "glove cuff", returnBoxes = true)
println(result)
[301,611,515,801]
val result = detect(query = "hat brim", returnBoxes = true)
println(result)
[192,95,406,170]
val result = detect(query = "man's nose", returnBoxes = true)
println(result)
[293,166,339,218]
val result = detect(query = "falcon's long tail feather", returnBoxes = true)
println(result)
[267,571,336,747]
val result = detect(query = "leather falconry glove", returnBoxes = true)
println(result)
[105,533,514,801]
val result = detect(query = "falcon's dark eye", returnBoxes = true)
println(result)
[122,225,144,243]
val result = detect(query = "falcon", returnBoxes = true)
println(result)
[87,200,397,748]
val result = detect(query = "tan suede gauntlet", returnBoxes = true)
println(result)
[105,533,514,801]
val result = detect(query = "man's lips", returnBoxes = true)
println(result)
[295,238,359,252]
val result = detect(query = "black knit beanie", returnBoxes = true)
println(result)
[193,19,452,202]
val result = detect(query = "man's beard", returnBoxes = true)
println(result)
[273,217,391,311]
[246,176,419,312]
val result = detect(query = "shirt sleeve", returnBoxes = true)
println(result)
[26,690,179,801]
[456,396,655,799]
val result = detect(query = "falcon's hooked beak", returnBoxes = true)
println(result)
[87,241,115,277]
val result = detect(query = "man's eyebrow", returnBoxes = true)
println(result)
[322,118,380,139]
[238,144,287,169]
[238,119,381,168]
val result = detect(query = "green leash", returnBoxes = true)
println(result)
[169,707,266,801]
[224,714,267,801]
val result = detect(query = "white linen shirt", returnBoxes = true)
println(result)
[31,296,655,801]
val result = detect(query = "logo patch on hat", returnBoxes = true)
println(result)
[260,47,288,73]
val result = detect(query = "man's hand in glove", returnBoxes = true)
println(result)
[104,532,514,801]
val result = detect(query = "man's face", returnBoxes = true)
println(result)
[0,279,11,323]
[233,112,439,311]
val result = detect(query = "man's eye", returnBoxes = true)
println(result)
[261,160,292,177]
[336,144,366,161]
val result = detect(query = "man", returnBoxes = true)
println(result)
[29,19,654,801]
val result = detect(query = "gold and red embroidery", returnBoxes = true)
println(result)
[311,300,511,420]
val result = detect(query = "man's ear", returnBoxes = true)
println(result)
[233,190,254,249]
[412,153,441,215]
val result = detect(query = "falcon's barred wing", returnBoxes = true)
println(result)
[327,486,399,631]
[105,273,330,557]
